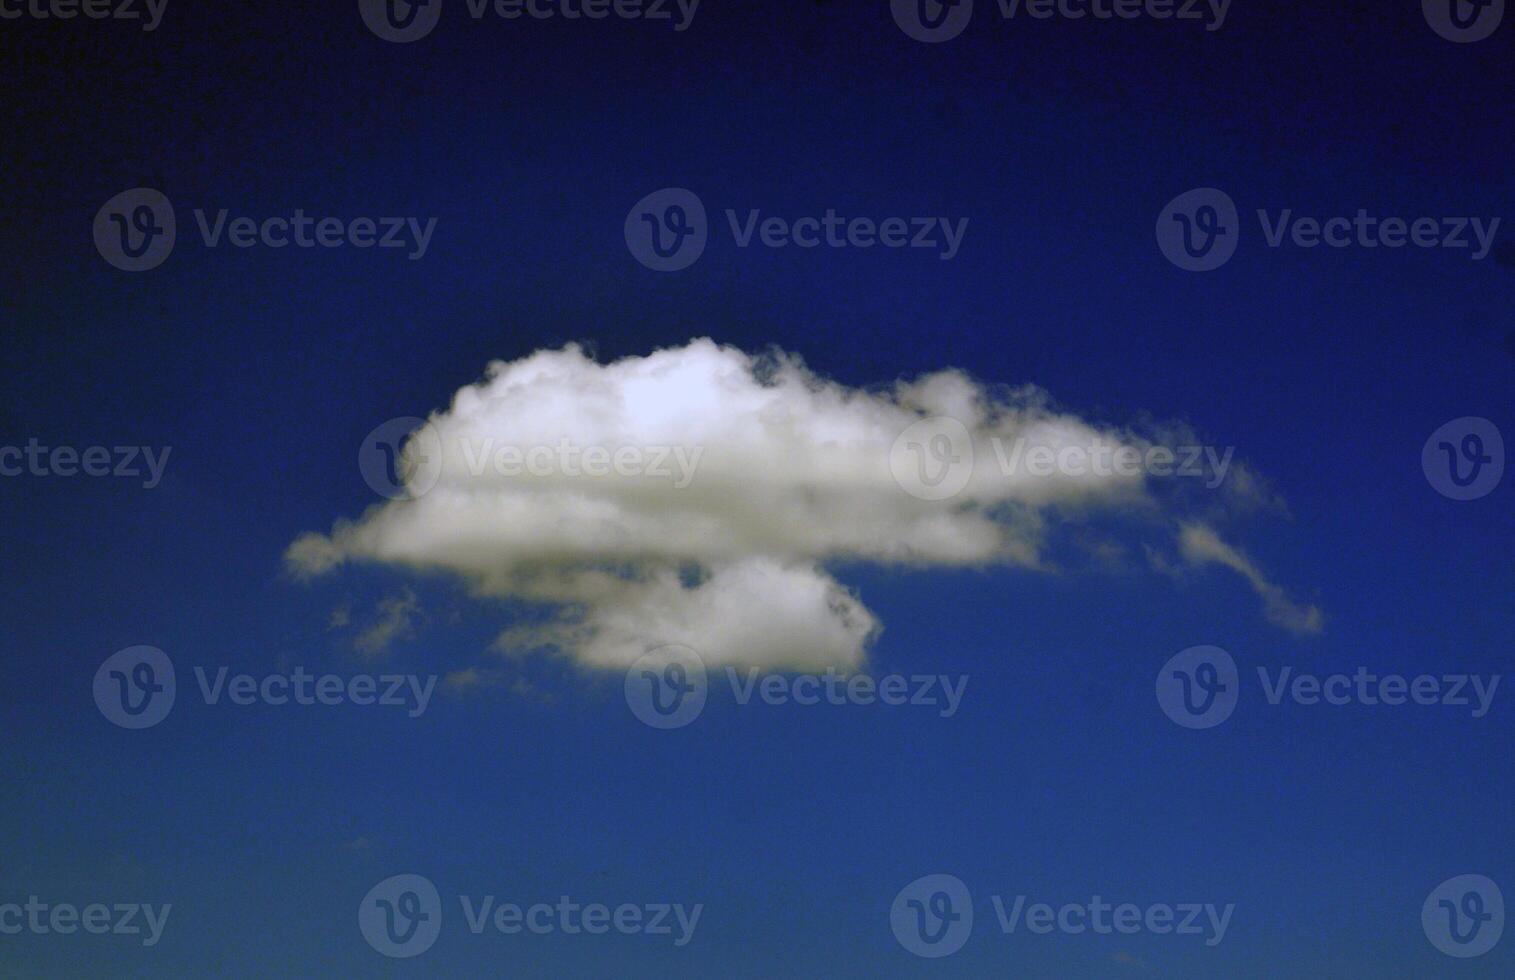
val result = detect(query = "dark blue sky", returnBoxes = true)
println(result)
[2,1,1513,976]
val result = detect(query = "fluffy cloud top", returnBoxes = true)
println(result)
[287,339,1318,670]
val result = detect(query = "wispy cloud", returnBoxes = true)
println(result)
[1179,522,1323,634]
[351,588,423,656]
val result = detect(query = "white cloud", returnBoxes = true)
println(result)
[288,339,1318,670]
[1178,523,1323,635]
[351,588,423,656]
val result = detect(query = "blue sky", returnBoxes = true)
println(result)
[2,1,1513,976]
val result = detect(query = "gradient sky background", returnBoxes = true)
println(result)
[2,1,1513,976]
